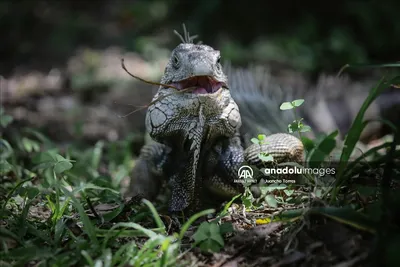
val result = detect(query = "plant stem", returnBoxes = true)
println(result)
[292,107,302,139]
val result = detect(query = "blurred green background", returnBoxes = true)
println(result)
[1,0,399,77]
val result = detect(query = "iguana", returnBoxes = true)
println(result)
[127,30,400,215]
[127,32,305,215]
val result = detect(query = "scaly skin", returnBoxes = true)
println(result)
[129,42,304,214]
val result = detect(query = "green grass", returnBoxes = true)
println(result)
[0,124,187,266]
[0,116,223,266]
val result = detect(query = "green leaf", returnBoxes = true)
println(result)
[54,154,65,162]
[209,223,224,246]
[291,99,305,107]
[219,222,234,235]
[22,137,33,153]
[266,183,279,191]
[33,162,56,171]
[274,184,287,190]
[288,121,299,133]
[308,130,338,168]
[314,189,322,198]
[193,222,224,252]
[250,138,259,144]
[179,209,215,240]
[265,194,278,208]
[91,141,104,170]
[58,198,71,221]
[0,138,14,160]
[0,160,13,174]
[54,161,73,174]
[258,152,274,162]
[26,187,40,199]
[199,239,223,252]
[284,189,294,196]
[241,191,254,208]
[299,125,311,132]
[22,137,40,153]
[33,151,57,164]
[301,137,315,153]
[193,222,209,242]
[0,114,13,128]
[23,128,53,147]
[280,102,294,110]
[257,134,267,141]
[46,195,56,214]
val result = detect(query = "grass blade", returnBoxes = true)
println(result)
[179,209,215,240]
[332,76,397,202]
[60,186,99,247]
[142,199,166,233]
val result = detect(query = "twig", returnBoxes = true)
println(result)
[115,87,197,118]
[337,64,350,77]
[120,58,180,90]
[118,58,197,118]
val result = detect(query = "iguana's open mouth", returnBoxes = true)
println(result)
[170,76,226,94]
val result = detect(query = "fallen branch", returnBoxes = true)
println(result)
[121,58,180,90]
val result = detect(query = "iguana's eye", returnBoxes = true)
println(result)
[172,54,180,68]
[217,56,221,64]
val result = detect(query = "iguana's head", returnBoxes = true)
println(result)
[160,43,228,94]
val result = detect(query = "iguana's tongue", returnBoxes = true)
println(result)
[193,88,209,94]
[195,77,212,94]
[172,76,222,94]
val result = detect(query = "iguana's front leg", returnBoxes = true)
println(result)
[145,92,209,213]
[127,141,171,200]
[127,138,203,217]
[203,133,305,200]
[203,133,245,199]
[166,135,203,213]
